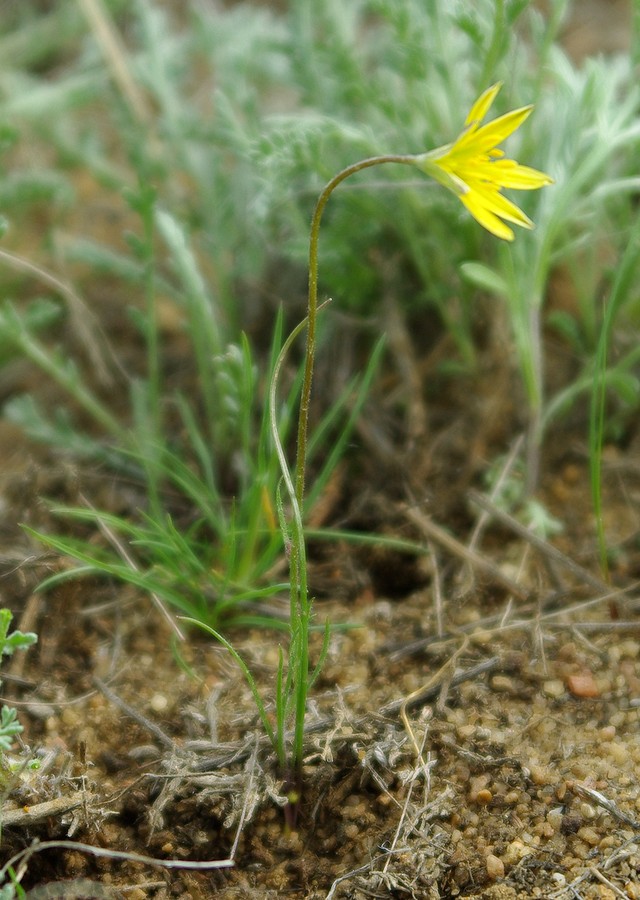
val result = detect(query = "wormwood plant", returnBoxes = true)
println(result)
[0,610,37,780]
[186,84,553,819]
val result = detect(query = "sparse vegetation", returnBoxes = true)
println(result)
[0,1,639,896]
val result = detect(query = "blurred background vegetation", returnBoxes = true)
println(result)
[0,0,637,627]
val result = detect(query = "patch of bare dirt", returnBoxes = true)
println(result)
[1,429,640,899]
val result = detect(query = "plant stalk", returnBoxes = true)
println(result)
[288,154,416,791]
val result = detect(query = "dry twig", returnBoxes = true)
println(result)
[403,503,530,600]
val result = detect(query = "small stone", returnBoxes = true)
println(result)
[543,680,565,698]
[26,703,56,720]
[577,826,600,846]
[536,821,554,838]
[547,807,564,831]
[530,765,554,785]
[468,774,490,802]
[502,839,532,868]
[491,675,518,694]
[486,853,504,880]
[149,693,169,713]
[595,888,616,900]
[605,741,629,765]
[579,802,597,820]
[566,672,600,698]
[476,789,493,805]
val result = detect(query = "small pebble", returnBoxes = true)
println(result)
[491,675,518,694]
[577,826,599,846]
[25,703,56,720]
[543,680,565,698]
[530,765,553,786]
[605,741,629,765]
[547,807,564,831]
[566,672,600,698]
[501,839,532,867]
[486,853,504,880]
[150,693,169,713]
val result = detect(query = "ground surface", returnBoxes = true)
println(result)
[1,2,639,899]
[5,431,640,900]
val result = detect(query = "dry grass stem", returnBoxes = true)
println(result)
[92,675,178,752]
[468,489,619,595]
[403,503,530,600]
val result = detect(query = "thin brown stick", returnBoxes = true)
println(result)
[588,866,632,899]
[403,504,530,600]
[400,637,469,761]
[468,489,628,596]
[93,676,178,752]
[0,793,88,828]
[428,541,444,638]
[1,838,233,877]
[381,656,501,717]
[76,0,151,125]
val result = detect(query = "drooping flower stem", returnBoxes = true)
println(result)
[283,86,552,799]
[294,155,416,512]
[288,155,415,786]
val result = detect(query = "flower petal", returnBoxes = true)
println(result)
[469,159,555,189]
[464,82,502,127]
[464,180,534,227]
[459,194,516,241]
[454,106,533,156]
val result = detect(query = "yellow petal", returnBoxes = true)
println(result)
[455,106,533,156]
[464,82,502,127]
[466,180,534,227]
[470,159,555,189]
[459,193,516,241]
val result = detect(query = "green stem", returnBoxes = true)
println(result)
[289,154,416,783]
[294,154,416,510]
[140,186,162,516]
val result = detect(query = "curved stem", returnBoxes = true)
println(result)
[294,154,416,510]
[286,154,416,786]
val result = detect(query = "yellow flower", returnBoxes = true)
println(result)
[415,82,554,241]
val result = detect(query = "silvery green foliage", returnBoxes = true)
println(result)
[0,609,36,752]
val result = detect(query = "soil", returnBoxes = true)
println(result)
[1,2,639,899]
